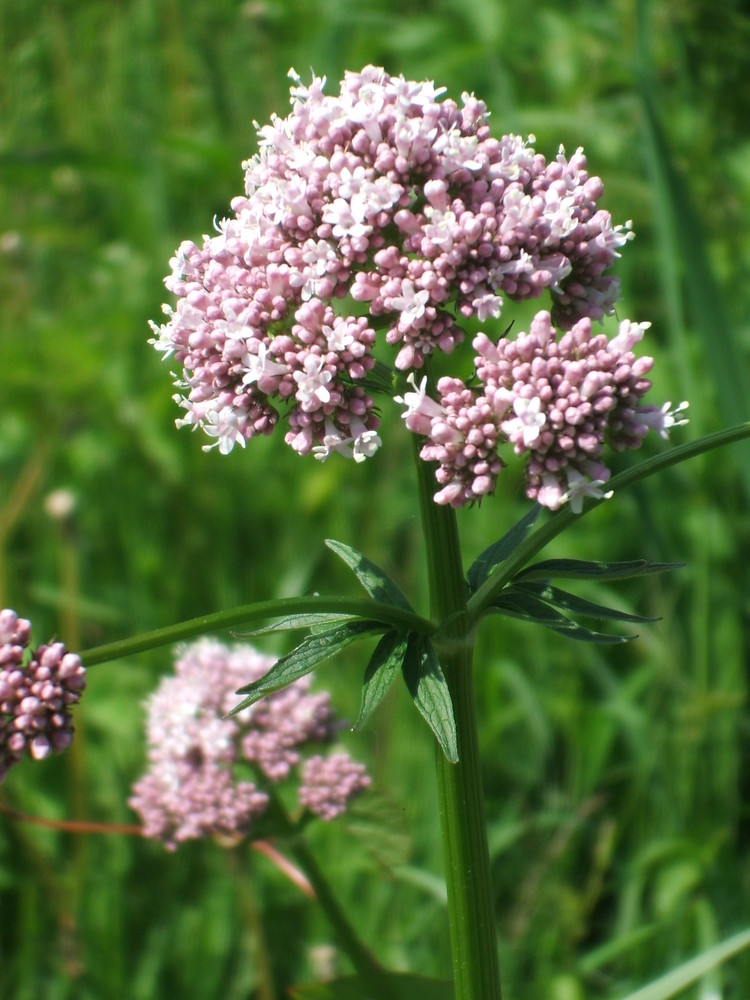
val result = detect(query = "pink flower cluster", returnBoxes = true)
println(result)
[299,753,371,821]
[151,65,633,465]
[402,311,688,510]
[129,638,370,849]
[1,609,86,782]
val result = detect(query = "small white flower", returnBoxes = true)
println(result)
[634,400,689,439]
[390,280,430,332]
[242,344,288,386]
[562,469,613,514]
[501,397,547,448]
[324,323,353,353]
[471,292,503,321]
[322,198,370,240]
[351,424,382,463]
[609,318,651,355]
[293,356,333,410]
[393,373,445,435]
[423,206,458,250]
[201,407,247,455]
[312,419,381,464]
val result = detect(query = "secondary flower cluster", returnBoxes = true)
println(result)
[401,312,688,510]
[0,609,86,782]
[151,65,635,471]
[129,638,370,849]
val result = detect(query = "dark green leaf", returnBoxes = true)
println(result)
[466,504,541,593]
[511,582,660,624]
[402,636,459,762]
[289,972,454,1000]
[514,558,683,584]
[230,620,385,714]
[354,631,408,730]
[325,539,413,609]
[488,592,633,644]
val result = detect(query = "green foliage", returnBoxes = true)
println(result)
[355,630,408,729]
[325,539,413,610]
[233,620,388,713]
[2,0,750,997]
[289,971,454,999]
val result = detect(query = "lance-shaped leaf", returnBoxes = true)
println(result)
[325,539,413,609]
[488,591,634,644]
[235,612,361,637]
[354,630,408,731]
[402,635,458,763]
[230,620,385,715]
[466,504,541,593]
[514,557,683,584]
[512,581,661,624]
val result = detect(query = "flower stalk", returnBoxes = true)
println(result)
[263,787,383,979]
[80,596,432,667]
[414,435,502,1000]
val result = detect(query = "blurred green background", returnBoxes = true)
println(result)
[1,0,750,996]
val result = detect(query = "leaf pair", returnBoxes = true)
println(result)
[467,505,681,644]
[231,540,458,763]
[358,629,458,762]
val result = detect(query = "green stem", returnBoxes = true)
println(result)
[263,790,382,979]
[413,437,502,999]
[79,596,432,666]
[288,836,383,979]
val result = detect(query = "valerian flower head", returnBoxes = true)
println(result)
[129,638,370,849]
[417,311,676,510]
[1,609,86,782]
[152,65,684,511]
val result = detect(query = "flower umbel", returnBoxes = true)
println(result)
[1,609,86,782]
[152,67,634,459]
[129,638,370,849]
[152,64,684,512]
[413,312,671,509]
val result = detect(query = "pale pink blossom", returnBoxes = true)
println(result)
[150,66,680,509]
[130,638,370,849]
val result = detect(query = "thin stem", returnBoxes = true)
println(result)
[287,835,383,979]
[263,789,382,979]
[413,437,502,1000]
[0,798,143,836]
[79,596,433,666]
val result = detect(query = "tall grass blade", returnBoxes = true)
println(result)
[636,0,750,499]
[617,925,750,1000]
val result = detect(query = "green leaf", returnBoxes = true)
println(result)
[230,620,385,714]
[289,972,454,1000]
[325,539,413,609]
[466,504,541,593]
[235,612,360,637]
[81,595,433,667]
[354,631,408,730]
[488,591,633,644]
[515,558,682,584]
[465,423,750,628]
[402,636,459,762]
[512,582,660,624]
[617,925,750,1000]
